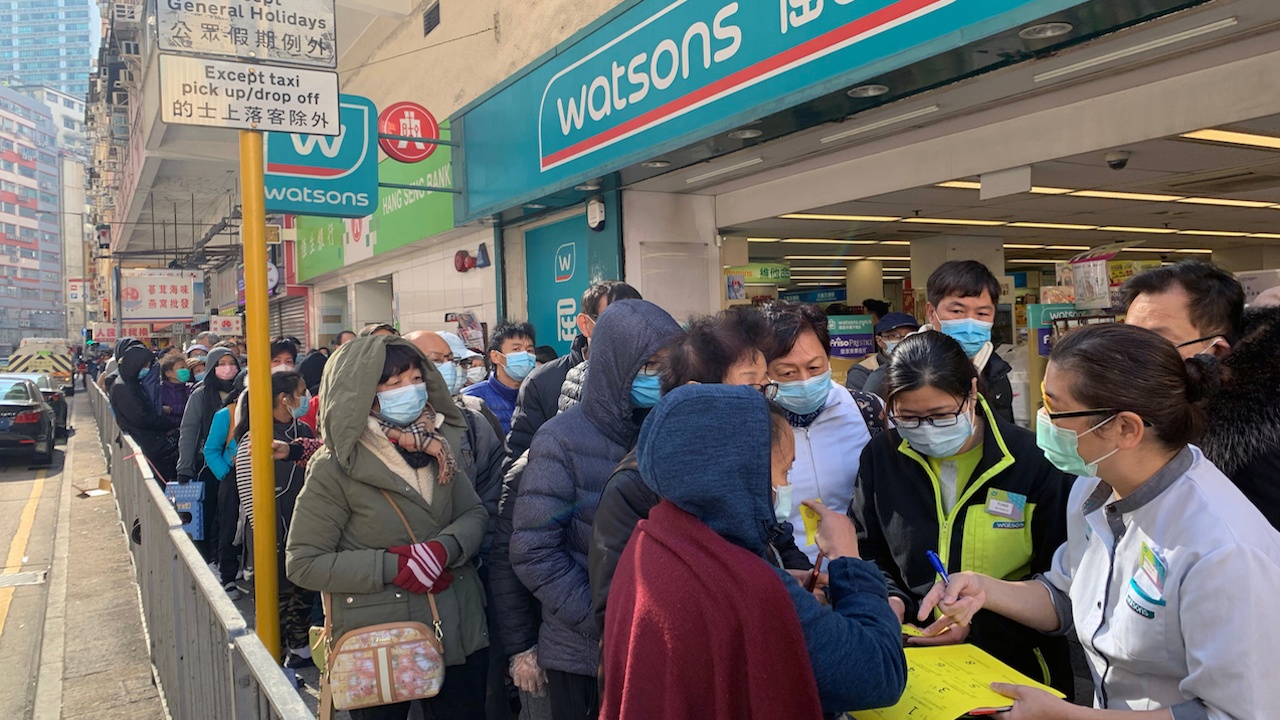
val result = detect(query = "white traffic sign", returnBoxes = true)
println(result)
[157,0,336,69]
[159,53,339,135]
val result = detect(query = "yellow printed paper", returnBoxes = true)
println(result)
[800,503,821,546]
[899,624,926,638]
[853,645,1066,720]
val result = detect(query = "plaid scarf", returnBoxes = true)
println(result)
[372,404,457,480]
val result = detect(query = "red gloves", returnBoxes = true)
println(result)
[388,541,453,594]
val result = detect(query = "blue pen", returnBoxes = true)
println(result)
[926,550,950,585]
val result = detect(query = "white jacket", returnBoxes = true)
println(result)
[786,382,872,562]
[1040,446,1280,719]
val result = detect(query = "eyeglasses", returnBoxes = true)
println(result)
[755,382,779,400]
[1174,334,1222,350]
[638,361,663,376]
[889,398,969,429]
[1040,380,1118,421]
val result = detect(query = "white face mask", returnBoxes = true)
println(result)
[466,366,487,385]
[773,483,793,523]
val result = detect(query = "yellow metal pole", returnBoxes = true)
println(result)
[239,129,280,661]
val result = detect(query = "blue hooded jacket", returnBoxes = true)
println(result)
[638,384,908,713]
[511,299,683,676]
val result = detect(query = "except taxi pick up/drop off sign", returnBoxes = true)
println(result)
[157,0,336,68]
[160,53,339,135]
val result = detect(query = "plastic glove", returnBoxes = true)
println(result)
[509,646,547,697]
[388,541,453,594]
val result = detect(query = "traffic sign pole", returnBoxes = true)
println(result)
[240,128,281,661]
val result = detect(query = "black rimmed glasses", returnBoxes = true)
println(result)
[888,397,969,429]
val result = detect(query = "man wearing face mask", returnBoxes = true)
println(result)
[511,300,682,720]
[463,321,537,436]
[761,301,878,564]
[847,312,919,392]
[868,262,1015,423]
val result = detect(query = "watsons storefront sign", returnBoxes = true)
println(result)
[454,0,1086,220]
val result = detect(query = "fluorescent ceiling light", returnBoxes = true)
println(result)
[1034,17,1238,83]
[900,217,1008,227]
[781,238,877,245]
[1071,190,1184,202]
[880,240,911,245]
[746,237,779,243]
[1003,243,1046,249]
[1007,222,1099,231]
[784,255,865,261]
[1176,197,1277,209]
[685,157,764,184]
[790,266,850,271]
[795,282,842,287]
[1120,247,1180,252]
[1046,245,1091,250]
[1248,232,1280,239]
[1007,259,1057,264]
[937,181,981,190]
[780,213,901,222]
[1175,248,1214,254]
[866,255,908,260]
[1029,186,1073,195]
[1181,128,1280,150]
[820,105,940,145]
[1176,230,1249,237]
[1096,226,1178,234]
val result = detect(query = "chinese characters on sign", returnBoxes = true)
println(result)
[120,269,198,322]
[157,0,337,68]
[159,53,339,134]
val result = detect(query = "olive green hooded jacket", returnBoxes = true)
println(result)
[285,335,489,665]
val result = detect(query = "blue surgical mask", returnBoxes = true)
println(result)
[435,361,460,394]
[937,318,993,358]
[501,351,536,382]
[629,372,662,408]
[773,483,793,524]
[138,366,151,379]
[898,403,976,458]
[1035,409,1119,477]
[376,382,428,426]
[883,340,901,356]
[290,396,309,420]
[195,371,207,382]
[774,370,832,415]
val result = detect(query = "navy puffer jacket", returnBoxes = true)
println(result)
[511,299,682,676]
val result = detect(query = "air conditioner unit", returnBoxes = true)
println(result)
[116,69,135,84]
[120,41,140,56]
[111,91,128,105]
[113,3,139,23]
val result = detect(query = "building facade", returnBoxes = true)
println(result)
[0,0,95,97]
[0,84,65,352]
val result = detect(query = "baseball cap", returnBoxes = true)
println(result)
[875,312,921,335]
[436,331,481,360]
[185,343,209,356]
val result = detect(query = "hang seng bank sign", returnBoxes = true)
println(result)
[453,0,1085,220]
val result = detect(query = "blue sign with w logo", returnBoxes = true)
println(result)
[265,94,379,218]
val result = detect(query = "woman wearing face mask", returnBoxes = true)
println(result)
[917,325,1280,719]
[601,385,906,719]
[110,345,180,483]
[286,337,491,719]
[177,347,243,561]
[158,353,193,430]
[233,370,322,664]
[850,331,1074,696]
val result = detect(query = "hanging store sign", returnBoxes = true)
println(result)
[159,53,339,135]
[453,0,1089,221]
[210,315,244,335]
[264,94,379,217]
[827,315,875,359]
[120,269,197,322]
[378,101,440,163]
[156,0,337,68]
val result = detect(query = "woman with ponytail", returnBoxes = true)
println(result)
[917,323,1280,719]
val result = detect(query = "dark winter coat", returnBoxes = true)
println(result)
[110,345,178,481]
[506,334,587,462]
[558,360,587,414]
[510,299,682,676]
[456,393,507,559]
[176,347,240,480]
[1198,306,1280,530]
[588,449,813,638]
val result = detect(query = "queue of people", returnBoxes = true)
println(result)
[96,259,1280,720]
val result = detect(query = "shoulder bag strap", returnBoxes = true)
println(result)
[380,489,444,641]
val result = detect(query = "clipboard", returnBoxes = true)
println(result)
[853,644,1066,720]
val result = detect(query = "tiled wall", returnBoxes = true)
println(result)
[394,233,498,334]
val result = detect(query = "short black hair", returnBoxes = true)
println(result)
[379,343,425,385]
[884,331,978,405]
[1120,261,1245,342]
[269,339,297,363]
[759,301,830,362]
[768,400,790,450]
[661,307,773,392]
[927,260,1001,308]
[862,298,891,318]
[581,281,642,319]
[334,330,356,345]
[487,321,536,355]
[535,345,559,364]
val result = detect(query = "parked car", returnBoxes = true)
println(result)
[4,373,69,436]
[0,377,55,463]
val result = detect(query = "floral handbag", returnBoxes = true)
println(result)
[318,490,446,717]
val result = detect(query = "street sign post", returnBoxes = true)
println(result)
[159,53,339,135]
[378,101,439,163]
[264,94,379,217]
[156,0,337,68]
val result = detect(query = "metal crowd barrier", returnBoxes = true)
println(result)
[87,383,314,720]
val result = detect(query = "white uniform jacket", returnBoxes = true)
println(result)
[1039,446,1280,719]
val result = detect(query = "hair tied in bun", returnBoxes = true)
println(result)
[1183,354,1221,403]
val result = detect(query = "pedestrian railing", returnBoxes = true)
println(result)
[87,383,314,720]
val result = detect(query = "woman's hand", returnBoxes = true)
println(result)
[906,620,971,646]
[270,440,290,460]
[992,683,1080,719]
[917,571,988,633]
[799,499,860,560]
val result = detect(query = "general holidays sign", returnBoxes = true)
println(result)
[157,0,336,68]
[159,53,339,135]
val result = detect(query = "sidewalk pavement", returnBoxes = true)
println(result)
[33,397,166,720]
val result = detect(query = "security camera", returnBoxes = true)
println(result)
[1105,151,1131,171]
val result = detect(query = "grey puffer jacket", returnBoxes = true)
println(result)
[557,359,587,414]
[511,300,682,676]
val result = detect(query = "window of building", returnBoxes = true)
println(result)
[18,268,37,279]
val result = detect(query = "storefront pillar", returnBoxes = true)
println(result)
[845,260,883,306]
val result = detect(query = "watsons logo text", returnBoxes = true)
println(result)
[264,185,371,208]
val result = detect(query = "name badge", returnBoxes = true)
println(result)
[986,489,1026,522]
